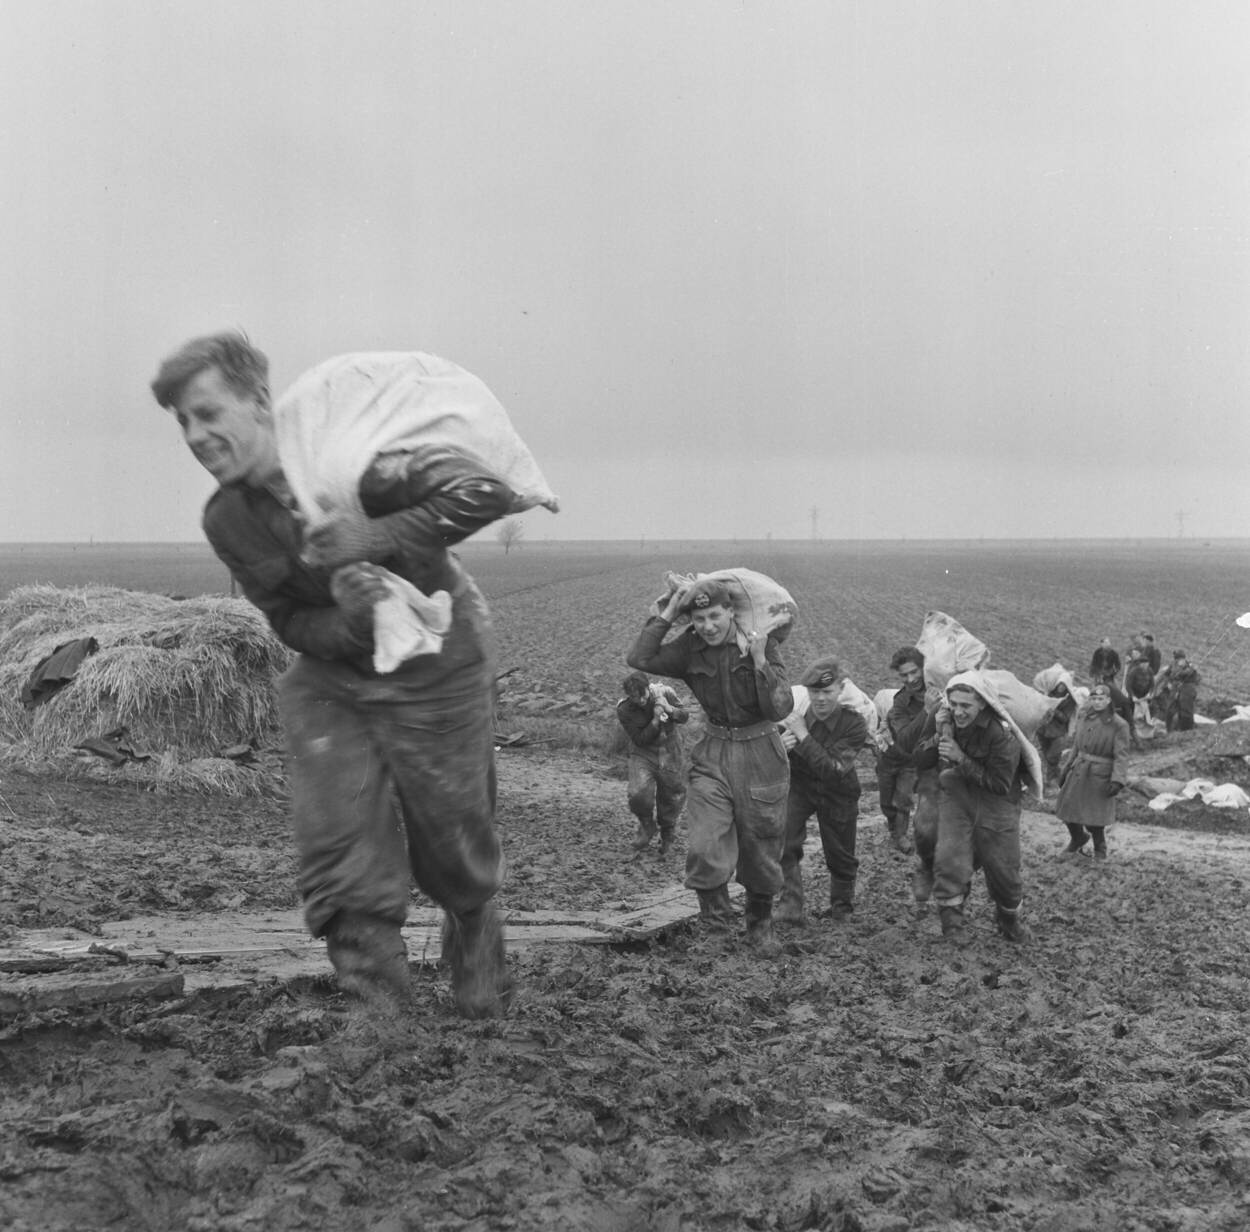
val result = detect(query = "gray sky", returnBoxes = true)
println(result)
[2,0,1247,543]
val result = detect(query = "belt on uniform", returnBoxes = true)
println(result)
[1072,752,1114,765]
[703,719,777,742]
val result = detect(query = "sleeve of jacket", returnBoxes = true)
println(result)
[1110,715,1131,784]
[626,617,690,680]
[908,712,941,771]
[204,520,371,661]
[793,710,867,786]
[359,445,516,559]
[891,699,931,757]
[753,635,794,721]
[953,722,1021,796]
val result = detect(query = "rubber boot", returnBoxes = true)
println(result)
[1060,824,1089,858]
[630,818,658,850]
[774,864,805,926]
[696,885,736,932]
[938,905,972,947]
[441,902,513,1019]
[911,863,935,905]
[995,904,1031,943]
[743,893,782,957]
[657,827,675,856]
[828,877,855,920]
[324,910,412,1008]
[1091,828,1108,861]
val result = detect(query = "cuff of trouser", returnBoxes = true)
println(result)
[996,902,1023,913]
[934,895,965,909]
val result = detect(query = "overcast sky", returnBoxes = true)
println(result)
[2,1,1247,543]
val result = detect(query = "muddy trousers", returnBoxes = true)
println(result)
[780,782,860,888]
[876,754,915,840]
[1065,824,1106,853]
[683,729,789,897]
[912,769,940,873]
[933,769,1022,911]
[280,651,504,939]
[626,747,687,837]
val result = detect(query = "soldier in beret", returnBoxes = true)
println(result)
[776,657,868,925]
[627,577,793,954]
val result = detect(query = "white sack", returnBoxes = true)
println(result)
[916,611,990,691]
[275,351,559,525]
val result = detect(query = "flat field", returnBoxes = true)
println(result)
[7,538,1247,705]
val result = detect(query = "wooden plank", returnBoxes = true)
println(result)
[0,970,185,1018]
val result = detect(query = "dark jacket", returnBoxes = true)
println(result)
[626,619,793,727]
[617,691,689,750]
[947,709,1026,803]
[788,706,867,801]
[203,445,512,666]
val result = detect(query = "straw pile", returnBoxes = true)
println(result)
[0,585,292,795]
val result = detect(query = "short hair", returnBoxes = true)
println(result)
[151,331,269,408]
[890,647,924,672]
[622,671,650,697]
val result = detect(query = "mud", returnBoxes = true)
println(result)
[2,728,1249,1231]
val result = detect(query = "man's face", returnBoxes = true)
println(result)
[1089,686,1112,712]
[170,366,274,487]
[947,688,985,728]
[896,661,924,693]
[808,680,844,722]
[691,603,734,647]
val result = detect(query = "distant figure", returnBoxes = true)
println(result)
[874,647,931,854]
[1124,648,1158,740]
[1089,637,1121,685]
[775,657,868,926]
[626,577,793,955]
[616,672,689,854]
[1055,682,1130,860]
[1155,650,1201,731]
[1140,632,1162,675]
[1035,679,1081,782]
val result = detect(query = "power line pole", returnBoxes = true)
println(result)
[810,506,819,541]
[1176,509,1186,539]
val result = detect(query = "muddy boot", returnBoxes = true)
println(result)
[696,885,736,932]
[938,905,972,948]
[657,827,675,856]
[630,818,658,851]
[828,877,855,921]
[441,902,513,1019]
[774,865,805,926]
[1090,828,1107,861]
[911,864,935,906]
[995,904,1031,943]
[888,812,914,854]
[744,893,782,957]
[1059,824,1089,859]
[324,910,412,1008]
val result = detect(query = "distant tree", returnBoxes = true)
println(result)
[496,518,524,554]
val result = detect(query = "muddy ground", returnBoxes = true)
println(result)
[2,725,1250,1232]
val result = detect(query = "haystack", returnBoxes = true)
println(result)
[0,585,291,795]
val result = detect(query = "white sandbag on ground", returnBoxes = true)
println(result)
[916,611,990,690]
[653,569,797,656]
[275,350,560,524]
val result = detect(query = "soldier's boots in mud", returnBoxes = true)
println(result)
[696,884,737,932]
[774,865,805,926]
[911,864,935,906]
[657,827,675,856]
[744,892,782,958]
[441,902,514,1019]
[324,910,413,1008]
[631,818,658,851]
[995,905,1031,944]
[828,877,855,921]
[1059,824,1089,859]
[938,905,973,948]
